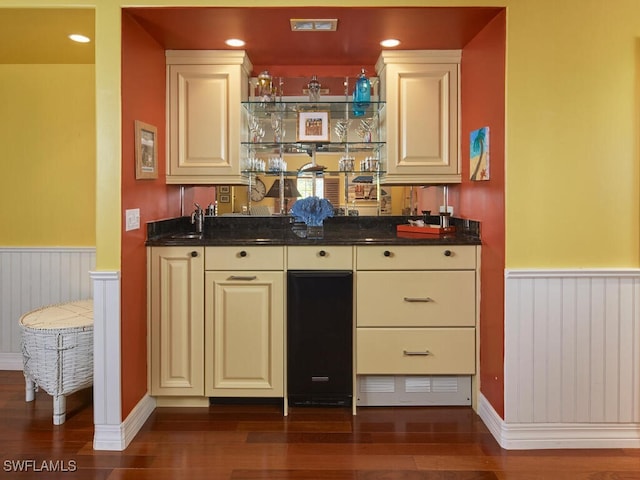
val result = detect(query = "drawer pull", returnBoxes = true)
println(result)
[383,250,392,257]
[403,297,434,303]
[444,249,452,257]
[239,250,248,257]
[227,275,257,281]
[318,250,327,257]
[403,350,432,356]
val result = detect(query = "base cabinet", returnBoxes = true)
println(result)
[204,271,284,396]
[355,245,478,406]
[148,244,479,408]
[149,247,204,396]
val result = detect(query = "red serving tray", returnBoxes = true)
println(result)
[396,224,456,236]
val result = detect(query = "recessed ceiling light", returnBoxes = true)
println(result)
[225,38,246,47]
[69,34,91,43]
[290,19,338,32]
[380,39,401,48]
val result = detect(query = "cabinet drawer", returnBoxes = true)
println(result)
[205,246,284,270]
[357,271,475,327]
[287,246,353,270]
[357,328,475,375]
[356,245,476,270]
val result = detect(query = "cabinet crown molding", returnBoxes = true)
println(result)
[376,49,461,72]
[166,49,253,71]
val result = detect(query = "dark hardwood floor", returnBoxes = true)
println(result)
[2,370,640,479]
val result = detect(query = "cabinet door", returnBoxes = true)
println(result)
[381,60,459,184]
[205,271,284,396]
[167,64,246,184]
[150,247,204,396]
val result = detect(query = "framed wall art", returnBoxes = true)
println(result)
[297,111,330,142]
[135,120,158,179]
[470,126,490,181]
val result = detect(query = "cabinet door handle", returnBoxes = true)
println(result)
[227,275,257,281]
[190,251,198,257]
[403,350,432,356]
[403,297,434,303]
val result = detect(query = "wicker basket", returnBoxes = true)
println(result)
[20,300,94,399]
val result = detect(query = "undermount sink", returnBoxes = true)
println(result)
[169,232,202,239]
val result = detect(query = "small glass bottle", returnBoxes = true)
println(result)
[308,75,321,102]
[257,70,273,102]
[352,68,371,117]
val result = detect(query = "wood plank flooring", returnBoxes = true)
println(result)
[2,370,640,479]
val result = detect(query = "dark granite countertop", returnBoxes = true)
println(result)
[146,215,481,247]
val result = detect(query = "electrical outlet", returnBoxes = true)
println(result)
[439,205,454,215]
[125,208,140,231]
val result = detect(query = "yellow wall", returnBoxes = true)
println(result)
[505,0,640,267]
[0,64,95,246]
[1,0,639,268]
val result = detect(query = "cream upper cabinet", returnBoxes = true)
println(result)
[376,50,461,184]
[166,50,252,184]
[149,246,204,396]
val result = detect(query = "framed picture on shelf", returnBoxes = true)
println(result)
[134,120,158,179]
[297,111,330,142]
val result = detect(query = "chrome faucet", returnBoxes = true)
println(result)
[191,203,204,233]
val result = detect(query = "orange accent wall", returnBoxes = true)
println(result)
[457,11,506,417]
[121,12,181,418]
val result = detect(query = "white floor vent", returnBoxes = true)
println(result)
[357,375,471,406]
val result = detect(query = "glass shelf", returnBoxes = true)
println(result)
[242,170,385,177]
[240,141,385,152]
[242,101,385,120]
[242,98,386,216]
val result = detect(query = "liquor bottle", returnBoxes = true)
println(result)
[352,68,371,117]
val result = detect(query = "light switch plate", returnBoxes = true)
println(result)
[125,208,140,231]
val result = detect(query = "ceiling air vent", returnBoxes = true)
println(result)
[290,19,338,32]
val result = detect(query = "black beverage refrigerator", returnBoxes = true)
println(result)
[287,270,353,406]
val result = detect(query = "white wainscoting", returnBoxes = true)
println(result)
[0,247,96,369]
[489,269,640,449]
[91,269,155,451]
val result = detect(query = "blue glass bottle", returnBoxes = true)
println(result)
[352,68,371,117]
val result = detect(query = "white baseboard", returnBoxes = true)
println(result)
[93,393,156,451]
[0,353,23,370]
[478,394,640,449]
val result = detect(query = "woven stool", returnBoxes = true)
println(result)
[20,300,93,425]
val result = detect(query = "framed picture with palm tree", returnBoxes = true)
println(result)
[470,126,489,181]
